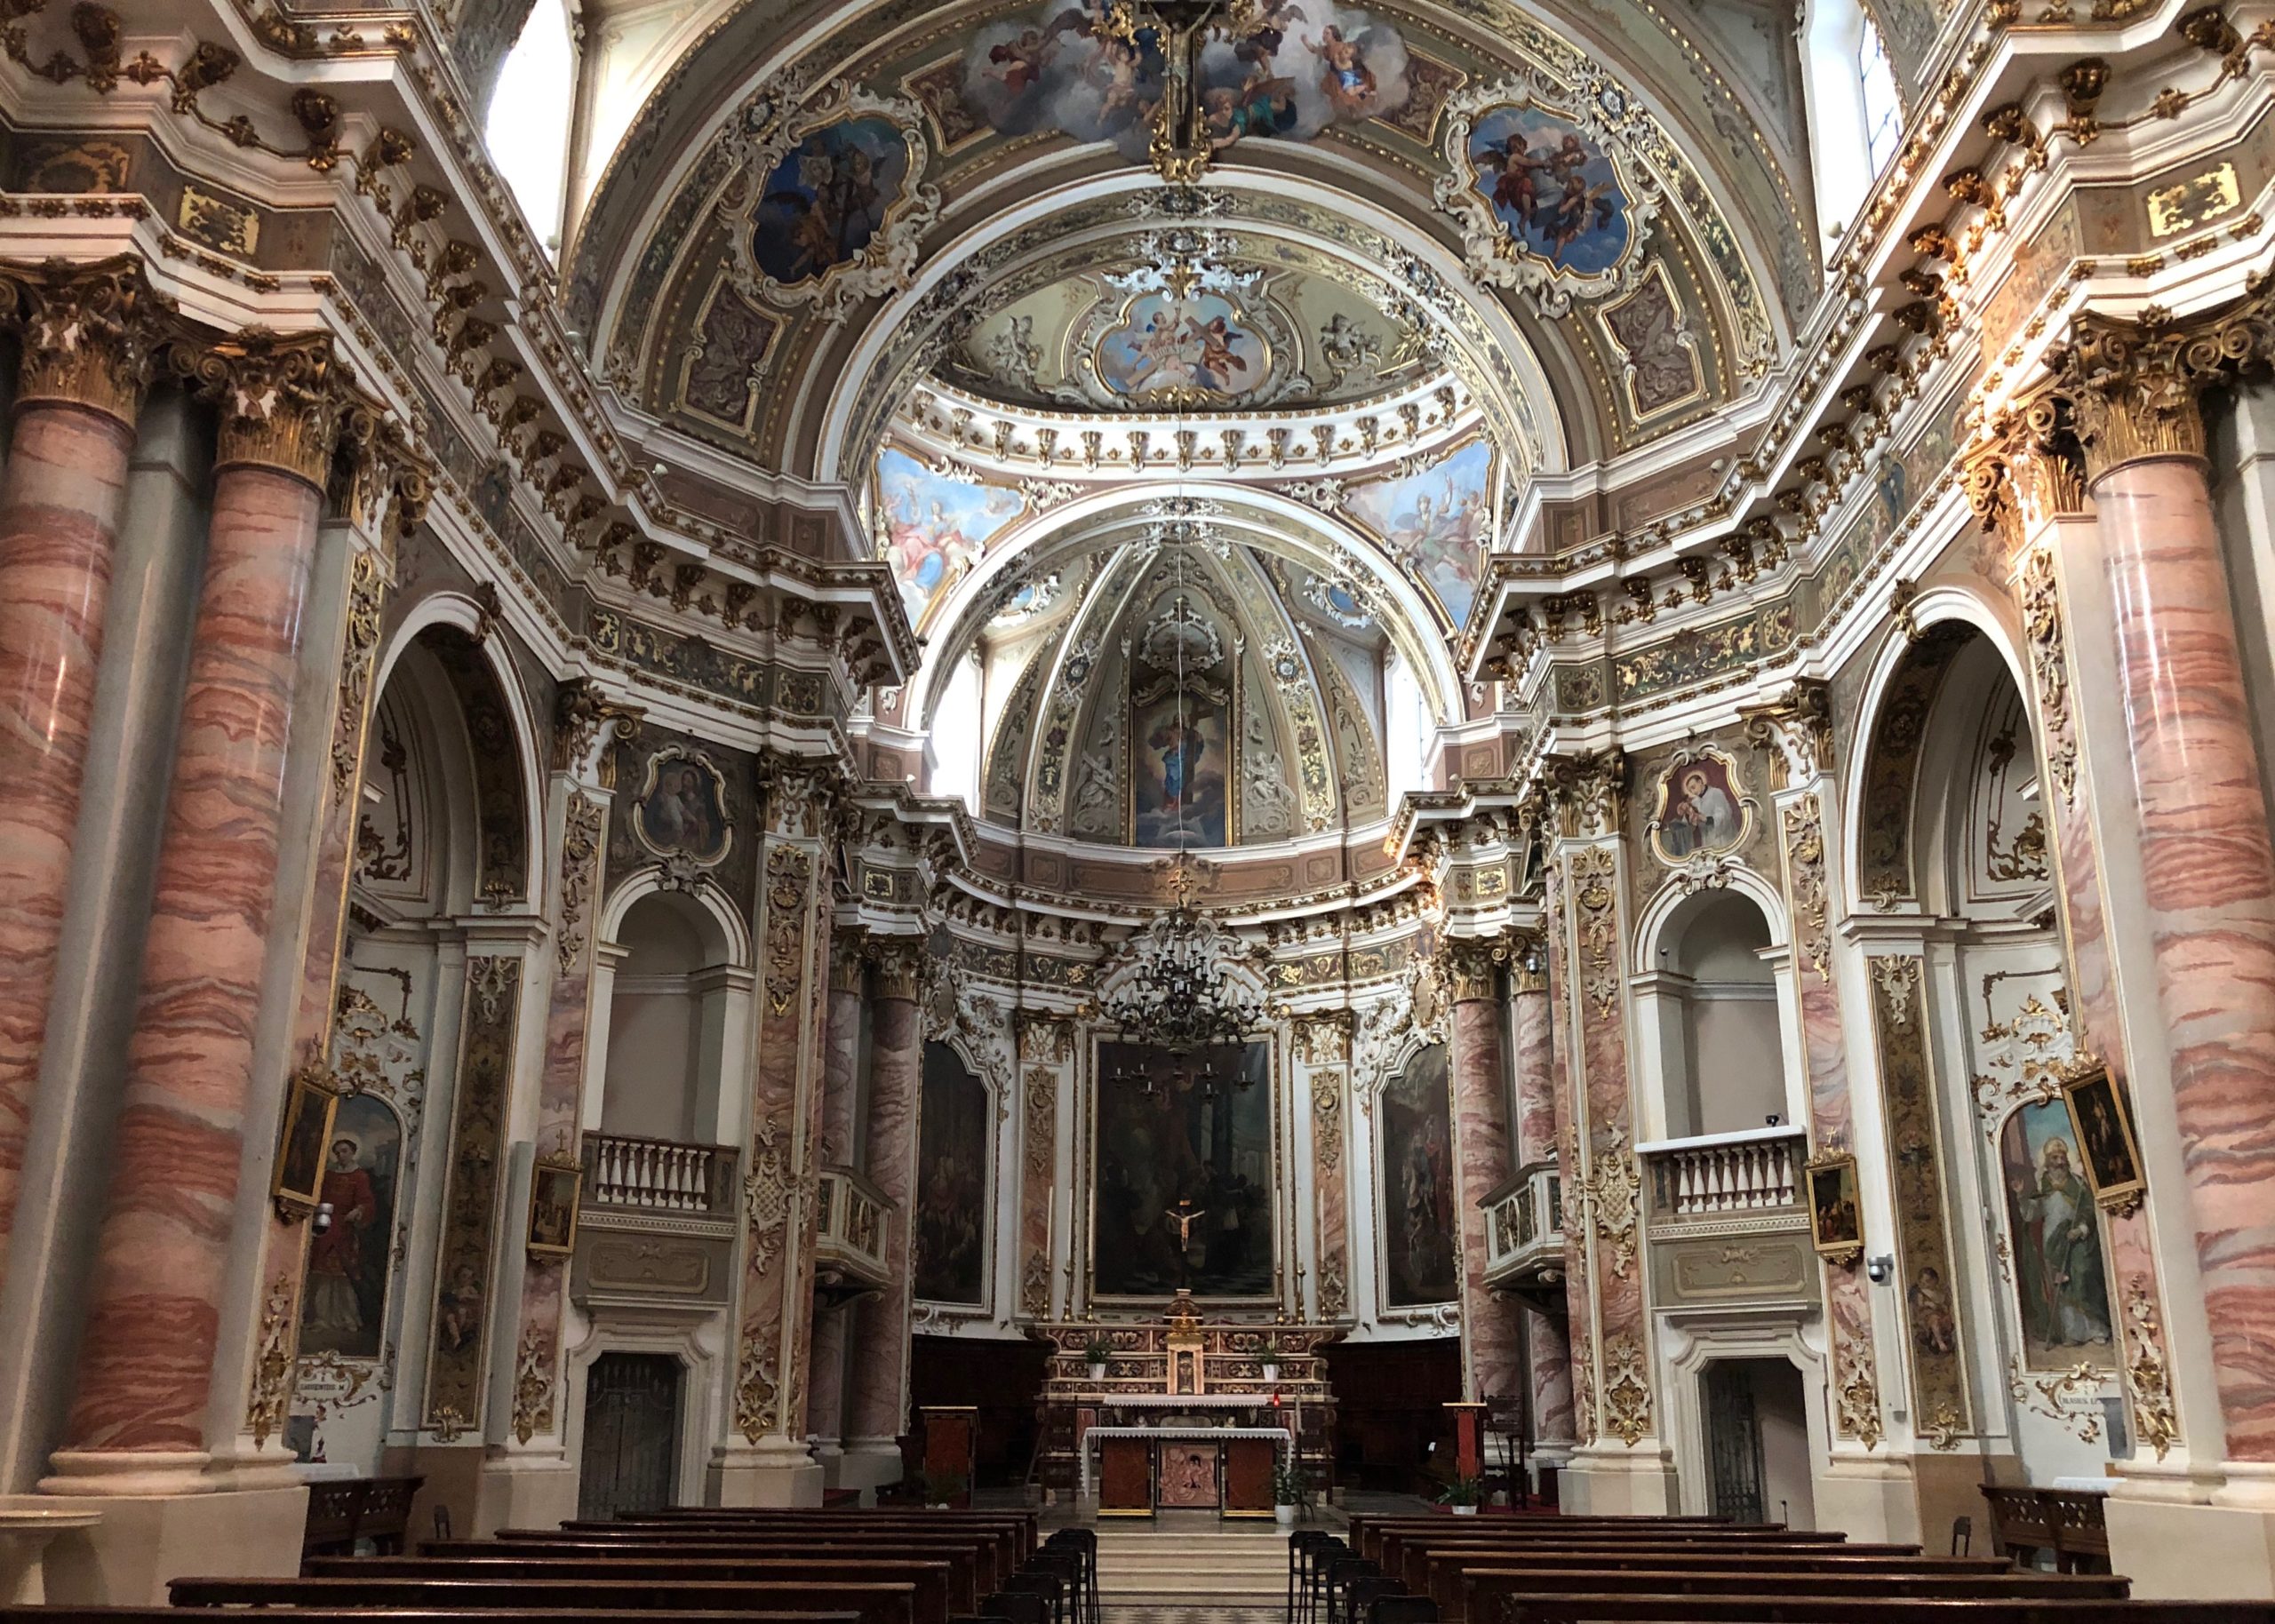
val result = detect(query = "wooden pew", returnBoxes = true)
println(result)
[1362,1521,1840,1572]
[4,1612,854,1624]
[593,1511,1039,1568]
[1448,1568,2124,1623]
[387,1539,994,1607]
[1385,1534,1896,1597]
[1496,1598,2275,1624]
[1346,1516,1731,1561]
[170,1574,929,1624]
[1425,1555,2026,1619]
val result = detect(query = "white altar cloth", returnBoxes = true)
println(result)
[1080,1424,1293,1497]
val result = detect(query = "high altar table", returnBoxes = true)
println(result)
[1083,1425,1292,1517]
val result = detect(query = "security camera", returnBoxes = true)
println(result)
[312,1201,335,1237]
[1864,1254,1894,1286]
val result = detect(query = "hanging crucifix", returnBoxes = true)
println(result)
[1100,0,1265,183]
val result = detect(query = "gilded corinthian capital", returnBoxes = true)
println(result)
[2,255,172,427]
[866,935,929,1002]
[177,330,351,486]
[2051,283,2275,482]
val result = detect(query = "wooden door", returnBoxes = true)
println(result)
[577,1351,682,1520]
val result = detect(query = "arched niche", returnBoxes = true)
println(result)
[593,884,749,1148]
[1633,881,1799,1141]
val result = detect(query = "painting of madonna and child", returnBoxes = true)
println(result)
[1094,1041,1274,1298]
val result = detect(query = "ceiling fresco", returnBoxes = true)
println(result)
[941,255,1431,410]
[576,0,1801,490]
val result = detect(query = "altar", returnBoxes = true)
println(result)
[1034,1290,1339,1507]
[1085,1424,1291,1517]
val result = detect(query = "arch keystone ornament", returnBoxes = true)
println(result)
[726,79,943,327]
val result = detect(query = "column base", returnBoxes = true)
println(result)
[1557,1443,1676,1515]
[712,1438,825,1507]
[475,1451,579,1535]
[9,1484,306,1605]
[0,1506,103,1603]
[2108,1492,2275,1598]
[1813,1454,1921,1545]
[837,1438,906,1501]
[1909,1446,2016,1556]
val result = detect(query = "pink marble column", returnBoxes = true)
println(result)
[807,938,865,1447]
[0,262,160,1310]
[2087,434,2275,1458]
[2016,535,2182,1459]
[1449,940,1523,1404]
[1510,960,1575,1445]
[846,953,922,1450]
[51,342,339,1477]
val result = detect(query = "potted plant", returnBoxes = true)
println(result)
[922,1469,968,1509]
[1272,1460,1310,1527]
[1439,1473,1483,1517]
[1083,1336,1112,1381]
[1258,1335,1282,1384]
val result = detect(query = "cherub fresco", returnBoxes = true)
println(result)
[750,118,911,285]
[1466,106,1632,275]
[1345,440,1491,625]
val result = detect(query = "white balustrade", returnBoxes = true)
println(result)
[585,1133,723,1213]
[1642,1126,1803,1219]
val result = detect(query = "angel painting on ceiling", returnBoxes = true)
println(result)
[876,449,1029,631]
[963,0,1409,166]
[1345,439,1492,627]
[1465,106,1633,276]
[750,117,911,285]
[1096,291,1267,400]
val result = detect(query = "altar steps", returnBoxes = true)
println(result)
[1093,1520,1292,1623]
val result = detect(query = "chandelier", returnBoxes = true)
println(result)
[1103,867,1265,1094]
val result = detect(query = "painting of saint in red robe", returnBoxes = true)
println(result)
[299,1094,402,1359]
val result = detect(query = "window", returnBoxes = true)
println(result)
[1856,19,1901,177]
[930,650,983,812]
[485,0,576,253]
[1801,0,1904,243]
[1385,650,1430,802]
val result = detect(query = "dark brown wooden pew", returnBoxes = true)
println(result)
[1360,1520,1833,1568]
[1497,1599,2275,1624]
[170,1574,927,1624]
[466,1526,1010,1596]
[1374,1519,1856,1582]
[393,1537,996,1601]
[1447,1568,2125,1623]
[8,1610,977,1624]
[1346,1515,1733,1561]
[592,1511,1039,1567]
[1386,1534,1902,1598]
[1425,1556,2028,1620]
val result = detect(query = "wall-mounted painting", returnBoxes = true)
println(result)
[1094,1041,1273,1298]
[1999,1101,2115,1367]
[1130,673,1233,848]
[914,1041,991,1305]
[633,745,732,868]
[1647,745,1754,866]
[1344,440,1490,627]
[298,1092,403,1360]
[1380,1044,1458,1307]
[962,0,1411,165]
[878,448,1029,633]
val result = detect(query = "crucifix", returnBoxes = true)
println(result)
[1100,0,1267,183]
[1165,1197,1209,1287]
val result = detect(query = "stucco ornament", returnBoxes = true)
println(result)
[1434,75,1660,316]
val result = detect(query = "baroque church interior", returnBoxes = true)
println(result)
[4,0,2275,1608]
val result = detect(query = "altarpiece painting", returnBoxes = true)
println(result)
[915,1041,991,1304]
[1379,1044,1458,1307]
[1094,1040,1273,1297]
